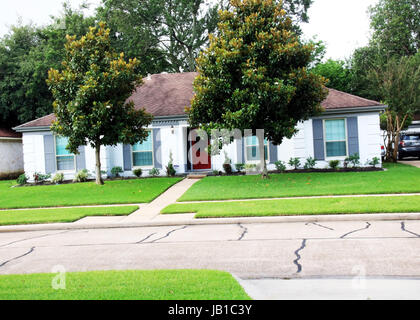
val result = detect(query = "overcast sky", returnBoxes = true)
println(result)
[0,0,379,60]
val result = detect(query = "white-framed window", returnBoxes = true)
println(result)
[132,130,154,168]
[55,136,75,171]
[245,136,269,162]
[324,119,348,158]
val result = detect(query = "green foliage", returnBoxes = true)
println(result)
[235,163,245,172]
[133,168,143,178]
[369,157,381,168]
[0,4,96,128]
[111,166,123,178]
[46,22,153,184]
[74,169,90,183]
[189,0,327,178]
[311,59,352,93]
[149,168,160,177]
[288,158,301,170]
[328,160,340,170]
[346,153,360,168]
[52,173,65,184]
[274,160,287,172]
[16,174,28,186]
[33,172,51,184]
[303,157,317,170]
[223,163,233,175]
[166,164,176,177]
[369,0,420,57]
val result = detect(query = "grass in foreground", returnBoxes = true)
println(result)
[162,195,420,218]
[0,177,182,209]
[0,270,250,300]
[179,163,420,201]
[0,205,138,226]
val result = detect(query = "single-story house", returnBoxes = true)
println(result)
[14,72,386,181]
[0,128,24,179]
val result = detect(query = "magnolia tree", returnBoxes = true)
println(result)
[47,22,153,185]
[188,0,327,178]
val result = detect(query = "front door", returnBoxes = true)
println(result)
[188,128,211,170]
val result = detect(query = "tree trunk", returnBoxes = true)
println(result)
[95,143,104,185]
[257,134,268,179]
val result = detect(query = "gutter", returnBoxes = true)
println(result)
[319,105,387,116]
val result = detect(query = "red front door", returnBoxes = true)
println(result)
[191,132,211,170]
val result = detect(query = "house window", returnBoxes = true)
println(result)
[324,119,347,157]
[245,136,268,162]
[132,130,154,167]
[55,136,75,171]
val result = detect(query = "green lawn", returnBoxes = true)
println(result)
[162,195,420,218]
[0,270,250,300]
[0,205,138,225]
[178,163,420,201]
[0,177,182,209]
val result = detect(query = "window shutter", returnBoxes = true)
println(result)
[44,134,55,174]
[312,119,325,160]
[236,138,244,163]
[76,146,86,171]
[269,142,278,163]
[347,117,359,156]
[123,144,132,171]
[153,129,162,169]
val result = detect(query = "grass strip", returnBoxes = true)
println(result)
[0,270,250,300]
[162,195,420,218]
[0,205,139,225]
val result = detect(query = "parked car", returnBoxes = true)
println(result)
[398,133,420,160]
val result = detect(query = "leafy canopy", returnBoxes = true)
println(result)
[46,22,153,154]
[189,0,328,145]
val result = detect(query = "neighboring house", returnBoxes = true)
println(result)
[407,113,420,133]
[13,72,386,181]
[0,128,24,179]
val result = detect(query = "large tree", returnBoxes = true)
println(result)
[0,4,95,128]
[369,0,420,57]
[47,23,153,185]
[311,59,352,93]
[189,0,328,178]
[369,53,420,162]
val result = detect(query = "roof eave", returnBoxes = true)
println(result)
[13,125,51,133]
[321,105,387,115]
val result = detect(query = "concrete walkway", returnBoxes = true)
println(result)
[122,178,199,222]
[399,160,420,168]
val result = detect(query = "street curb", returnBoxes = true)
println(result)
[1,212,420,233]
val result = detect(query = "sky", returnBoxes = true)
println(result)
[0,0,379,60]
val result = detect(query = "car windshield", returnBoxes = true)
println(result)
[402,135,420,141]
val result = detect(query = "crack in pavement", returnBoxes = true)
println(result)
[149,226,187,243]
[293,239,307,274]
[401,222,420,237]
[238,224,248,241]
[136,233,157,244]
[0,246,35,268]
[305,222,334,231]
[340,222,371,239]
[0,230,70,248]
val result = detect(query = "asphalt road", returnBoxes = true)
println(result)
[0,220,419,280]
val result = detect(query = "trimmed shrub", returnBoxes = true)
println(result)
[16,174,28,186]
[304,157,317,170]
[329,160,340,170]
[288,157,301,170]
[166,163,176,177]
[52,173,64,184]
[133,168,143,178]
[33,172,51,184]
[369,157,380,168]
[274,160,286,172]
[223,163,233,175]
[149,168,160,177]
[235,163,245,172]
[74,169,90,183]
[111,166,123,178]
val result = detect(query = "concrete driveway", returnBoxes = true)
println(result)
[399,159,420,168]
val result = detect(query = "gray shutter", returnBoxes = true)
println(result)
[44,134,55,174]
[153,129,162,169]
[236,138,244,163]
[347,117,359,156]
[313,119,325,160]
[269,142,278,163]
[123,144,132,171]
[76,146,86,171]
